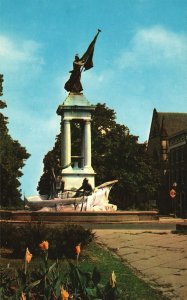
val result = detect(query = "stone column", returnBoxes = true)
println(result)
[62,120,71,168]
[81,123,85,168]
[84,120,91,168]
[60,120,64,167]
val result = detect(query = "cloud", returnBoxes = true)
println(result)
[117,26,187,69]
[0,35,44,73]
[82,69,114,94]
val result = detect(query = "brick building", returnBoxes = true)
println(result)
[147,109,187,216]
[168,129,187,217]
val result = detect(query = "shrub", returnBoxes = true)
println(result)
[0,222,15,248]
[0,222,94,258]
[58,224,94,258]
[0,222,49,257]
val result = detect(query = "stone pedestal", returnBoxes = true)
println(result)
[57,93,96,190]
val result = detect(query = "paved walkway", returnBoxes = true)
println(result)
[95,229,187,300]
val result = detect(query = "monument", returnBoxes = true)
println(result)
[57,30,101,190]
[23,30,157,219]
[26,29,118,212]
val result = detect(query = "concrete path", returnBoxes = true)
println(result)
[95,229,187,300]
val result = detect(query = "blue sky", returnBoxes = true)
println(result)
[0,0,187,196]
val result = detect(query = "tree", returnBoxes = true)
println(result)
[37,103,161,209]
[91,104,161,208]
[36,122,83,196]
[0,74,4,97]
[0,75,30,207]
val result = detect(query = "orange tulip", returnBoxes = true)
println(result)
[39,241,49,250]
[61,287,69,300]
[25,247,32,264]
[109,271,116,288]
[75,243,81,255]
[20,292,26,300]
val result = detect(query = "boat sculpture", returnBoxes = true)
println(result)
[25,180,118,212]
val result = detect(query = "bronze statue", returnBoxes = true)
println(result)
[64,29,101,94]
[64,54,84,93]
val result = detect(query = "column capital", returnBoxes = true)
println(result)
[84,119,92,124]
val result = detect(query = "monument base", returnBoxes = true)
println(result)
[0,210,159,224]
[61,165,95,190]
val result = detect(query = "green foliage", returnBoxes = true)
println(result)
[0,223,94,258]
[37,145,61,196]
[53,224,93,258]
[0,222,15,248]
[0,75,30,207]
[91,104,161,208]
[0,74,3,97]
[0,265,15,299]
[65,263,122,299]
[0,250,60,299]
[0,249,122,299]
[0,134,30,207]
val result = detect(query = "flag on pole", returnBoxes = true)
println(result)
[80,29,101,71]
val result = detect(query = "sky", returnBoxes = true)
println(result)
[0,0,187,196]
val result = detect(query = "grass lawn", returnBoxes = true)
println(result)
[0,241,168,300]
[82,242,168,300]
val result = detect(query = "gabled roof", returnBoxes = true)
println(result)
[157,112,187,137]
[149,109,187,140]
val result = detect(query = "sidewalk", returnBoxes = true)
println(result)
[95,229,187,300]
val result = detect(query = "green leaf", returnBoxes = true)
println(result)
[25,279,41,292]
[48,261,57,273]
[85,287,98,297]
[92,267,101,285]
